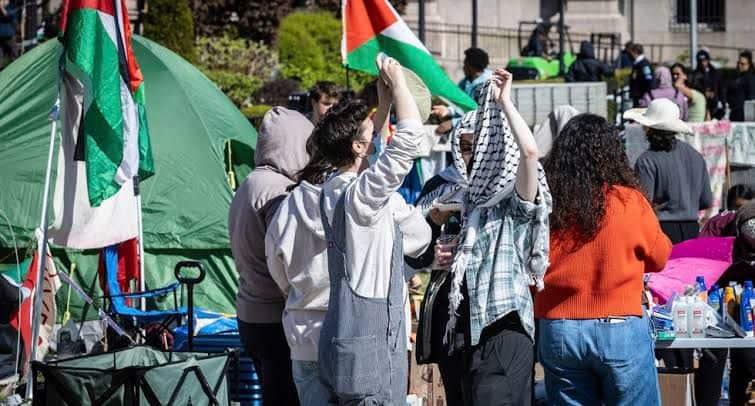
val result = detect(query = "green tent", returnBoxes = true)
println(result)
[0,36,256,317]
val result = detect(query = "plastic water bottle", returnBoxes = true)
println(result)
[689,297,707,338]
[696,276,708,302]
[741,281,754,337]
[709,284,722,316]
[673,296,690,338]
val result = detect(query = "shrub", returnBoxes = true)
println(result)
[241,104,273,129]
[143,0,196,63]
[196,35,278,107]
[277,11,372,91]
[241,104,272,119]
[201,68,262,107]
[197,35,278,80]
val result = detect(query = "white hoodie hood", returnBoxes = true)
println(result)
[290,181,326,240]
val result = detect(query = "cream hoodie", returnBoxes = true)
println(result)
[266,181,329,361]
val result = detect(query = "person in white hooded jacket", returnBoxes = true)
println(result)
[265,136,334,405]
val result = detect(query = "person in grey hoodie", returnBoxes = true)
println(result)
[228,107,312,406]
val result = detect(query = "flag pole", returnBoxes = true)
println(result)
[25,99,60,400]
[345,64,351,92]
[134,176,146,311]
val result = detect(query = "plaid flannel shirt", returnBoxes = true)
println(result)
[465,192,543,346]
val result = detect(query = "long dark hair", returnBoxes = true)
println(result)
[288,136,332,191]
[544,114,641,240]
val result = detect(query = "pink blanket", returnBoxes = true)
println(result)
[647,237,734,304]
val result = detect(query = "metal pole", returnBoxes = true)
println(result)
[25,100,59,401]
[471,0,478,48]
[134,176,146,312]
[418,0,426,43]
[558,0,566,75]
[19,0,26,54]
[690,0,698,70]
[629,0,635,42]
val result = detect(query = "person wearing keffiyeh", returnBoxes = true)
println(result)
[435,69,552,406]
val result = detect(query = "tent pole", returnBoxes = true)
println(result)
[134,176,146,312]
[25,100,59,401]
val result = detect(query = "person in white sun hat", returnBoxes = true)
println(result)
[624,98,712,244]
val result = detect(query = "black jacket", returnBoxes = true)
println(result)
[404,174,458,269]
[726,71,755,121]
[565,42,614,82]
[692,66,726,119]
[630,57,654,103]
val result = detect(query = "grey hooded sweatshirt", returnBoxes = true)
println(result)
[229,107,313,324]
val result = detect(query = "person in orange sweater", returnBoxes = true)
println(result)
[536,113,673,406]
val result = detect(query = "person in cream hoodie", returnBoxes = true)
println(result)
[266,141,333,405]
[266,57,431,405]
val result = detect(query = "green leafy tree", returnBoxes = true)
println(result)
[191,0,291,44]
[277,11,372,90]
[143,0,197,63]
[196,35,278,106]
[237,0,292,43]
[314,0,407,15]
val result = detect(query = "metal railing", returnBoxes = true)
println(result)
[410,21,746,68]
[671,0,726,32]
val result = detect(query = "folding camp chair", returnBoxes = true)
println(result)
[100,245,205,345]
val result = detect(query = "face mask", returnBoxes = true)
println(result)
[368,133,383,165]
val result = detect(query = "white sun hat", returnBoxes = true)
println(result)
[623,98,692,134]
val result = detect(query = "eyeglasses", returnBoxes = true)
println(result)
[460,143,474,154]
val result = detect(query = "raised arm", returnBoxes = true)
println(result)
[372,78,392,137]
[382,59,422,124]
[493,69,539,202]
[674,76,695,100]
[349,57,424,225]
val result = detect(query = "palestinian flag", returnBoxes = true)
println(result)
[59,0,154,207]
[342,0,476,112]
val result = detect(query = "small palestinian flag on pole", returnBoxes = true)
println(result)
[59,0,154,208]
[342,0,477,112]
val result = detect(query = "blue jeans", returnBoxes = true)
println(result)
[538,316,660,406]
[291,360,330,406]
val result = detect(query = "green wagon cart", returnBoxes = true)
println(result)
[31,346,232,405]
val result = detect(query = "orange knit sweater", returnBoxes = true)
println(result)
[534,186,673,319]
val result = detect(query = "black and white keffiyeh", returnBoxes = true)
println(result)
[445,80,552,344]
[415,113,475,216]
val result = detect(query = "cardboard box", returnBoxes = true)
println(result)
[658,373,695,406]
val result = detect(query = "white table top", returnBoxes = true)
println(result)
[656,337,755,349]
